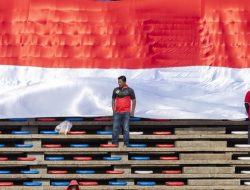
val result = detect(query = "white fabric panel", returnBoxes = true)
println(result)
[0,65,249,119]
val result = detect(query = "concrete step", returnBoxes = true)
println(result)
[180,153,231,160]
[175,127,226,135]
[183,166,235,174]
[188,179,240,186]
[175,140,227,148]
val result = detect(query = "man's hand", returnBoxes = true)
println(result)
[130,110,135,117]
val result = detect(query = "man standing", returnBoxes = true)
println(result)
[112,76,136,147]
[245,90,250,144]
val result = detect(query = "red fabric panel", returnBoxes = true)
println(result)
[0,0,249,68]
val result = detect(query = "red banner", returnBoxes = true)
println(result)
[0,0,249,68]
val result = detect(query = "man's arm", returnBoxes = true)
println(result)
[112,99,116,115]
[112,88,117,115]
[130,99,136,117]
[130,88,136,116]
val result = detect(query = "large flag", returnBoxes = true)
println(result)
[0,0,249,119]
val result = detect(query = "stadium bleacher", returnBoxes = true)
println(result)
[0,118,249,189]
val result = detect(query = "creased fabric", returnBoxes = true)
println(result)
[0,0,250,119]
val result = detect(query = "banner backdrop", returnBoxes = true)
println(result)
[0,0,249,119]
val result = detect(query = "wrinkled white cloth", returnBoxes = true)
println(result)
[0,65,249,119]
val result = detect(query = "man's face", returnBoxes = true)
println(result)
[118,79,125,88]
